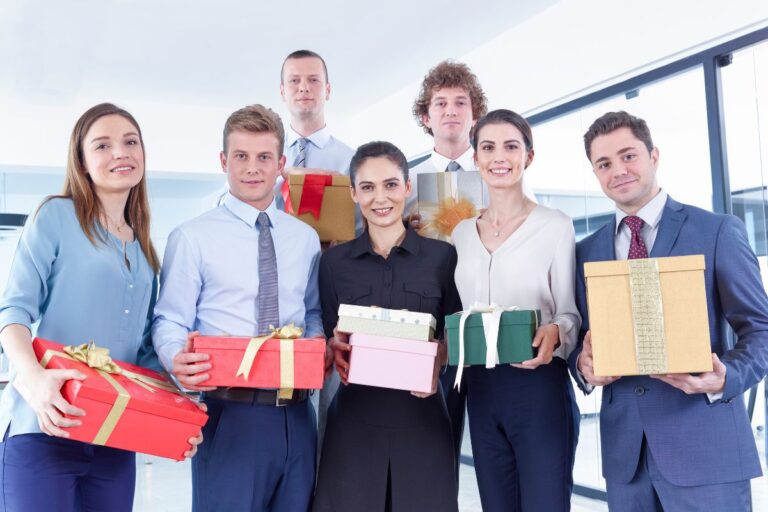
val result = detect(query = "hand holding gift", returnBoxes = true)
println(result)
[329,327,351,385]
[576,331,619,387]
[13,363,86,438]
[512,323,560,370]
[172,331,216,392]
[650,353,727,394]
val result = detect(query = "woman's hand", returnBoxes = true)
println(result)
[13,365,87,437]
[329,328,351,384]
[512,323,560,370]
[172,331,216,392]
[411,340,444,398]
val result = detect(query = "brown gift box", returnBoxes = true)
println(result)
[288,173,355,241]
[585,254,713,377]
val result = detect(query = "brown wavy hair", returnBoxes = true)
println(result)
[45,103,159,273]
[412,60,488,136]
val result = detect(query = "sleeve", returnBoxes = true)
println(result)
[0,201,61,336]
[714,215,768,401]
[550,220,581,358]
[136,275,162,372]
[303,235,324,338]
[567,241,595,395]
[151,228,203,372]
[439,245,463,340]
[318,253,339,339]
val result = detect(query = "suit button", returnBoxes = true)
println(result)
[635,386,645,396]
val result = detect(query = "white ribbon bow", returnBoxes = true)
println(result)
[454,303,540,390]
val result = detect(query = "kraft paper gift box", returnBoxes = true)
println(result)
[336,304,436,341]
[584,254,713,377]
[416,171,488,241]
[32,338,208,461]
[445,307,539,367]
[347,334,439,393]
[191,329,326,390]
[286,173,355,241]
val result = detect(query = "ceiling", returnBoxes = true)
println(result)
[0,0,557,117]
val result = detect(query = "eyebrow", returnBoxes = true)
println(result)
[594,146,637,163]
[478,138,522,145]
[432,94,469,101]
[89,132,140,144]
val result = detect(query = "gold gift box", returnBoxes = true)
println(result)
[585,255,713,376]
[288,174,355,242]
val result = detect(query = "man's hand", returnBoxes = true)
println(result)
[329,328,351,385]
[513,323,559,370]
[172,331,216,392]
[183,402,207,459]
[14,365,87,438]
[407,212,423,231]
[650,353,727,395]
[576,331,619,386]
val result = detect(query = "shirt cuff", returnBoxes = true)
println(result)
[575,353,595,393]
[157,340,185,374]
[706,391,724,403]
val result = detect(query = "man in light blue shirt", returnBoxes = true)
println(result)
[152,104,325,512]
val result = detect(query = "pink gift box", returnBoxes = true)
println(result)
[347,333,439,393]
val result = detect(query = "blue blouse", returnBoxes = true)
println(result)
[0,197,157,438]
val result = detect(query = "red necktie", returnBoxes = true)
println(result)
[623,216,648,259]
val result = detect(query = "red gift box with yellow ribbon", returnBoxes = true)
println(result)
[284,173,355,242]
[191,325,326,394]
[32,338,208,461]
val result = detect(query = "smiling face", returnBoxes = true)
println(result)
[82,114,145,198]
[474,122,533,190]
[589,126,660,213]
[280,56,330,122]
[221,130,286,210]
[421,86,475,145]
[351,156,412,230]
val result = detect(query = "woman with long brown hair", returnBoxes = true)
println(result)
[0,103,196,511]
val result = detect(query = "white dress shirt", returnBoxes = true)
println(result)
[452,205,581,360]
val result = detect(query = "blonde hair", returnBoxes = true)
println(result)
[223,104,285,156]
[44,103,160,273]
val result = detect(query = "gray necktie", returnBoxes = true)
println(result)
[293,138,309,168]
[256,212,279,333]
[446,160,461,172]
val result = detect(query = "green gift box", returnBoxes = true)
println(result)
[445,309,540,366]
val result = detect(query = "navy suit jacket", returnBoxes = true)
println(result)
[568,196,768,486]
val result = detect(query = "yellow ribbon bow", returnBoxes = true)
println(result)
[235,324,303,400]
[39,341,182,445]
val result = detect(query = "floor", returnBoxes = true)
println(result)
[134,415,767,511]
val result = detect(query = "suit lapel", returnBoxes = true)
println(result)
[591,218,617,261]
[650,197,686,258]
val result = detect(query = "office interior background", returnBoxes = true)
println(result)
[1,0,767,509]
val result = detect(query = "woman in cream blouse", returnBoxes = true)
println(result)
[452,109,580,512]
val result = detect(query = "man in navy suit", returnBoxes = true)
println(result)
[569,111,768,511]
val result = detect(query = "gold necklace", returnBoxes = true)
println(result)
[104,213,128,232]
[486,202,533,237]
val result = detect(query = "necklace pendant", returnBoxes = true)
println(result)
[494,230,500,237]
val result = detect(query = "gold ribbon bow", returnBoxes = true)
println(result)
[235,324,303,400]
[39,341,181,445]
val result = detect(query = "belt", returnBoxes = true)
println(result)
[205,387,310,407]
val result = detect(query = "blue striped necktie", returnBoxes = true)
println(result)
[293,138,309,168]
[446,160,461,172]
[256,212,279,333]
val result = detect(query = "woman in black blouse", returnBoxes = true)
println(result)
[313,141,462,512]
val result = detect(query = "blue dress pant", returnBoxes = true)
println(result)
[193,396,317,512]
[466,359,577,512]
[606,437,751,512]
[0,433,135,512]
[440,365,466,484]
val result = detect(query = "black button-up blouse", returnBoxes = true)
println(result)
[319,227,462,339]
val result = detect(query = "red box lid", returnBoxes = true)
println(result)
[192,336,326,353]
[32,338,207,426]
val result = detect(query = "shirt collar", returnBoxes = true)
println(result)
[429,146,476,173]
[286,125,331,151]
[222,192,280,228]
[614,189,668,235]
[349,226,421,258]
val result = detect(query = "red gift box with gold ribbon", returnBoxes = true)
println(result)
[32,338,208,461]
[283,173,355,241]
[191,325,326,394]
